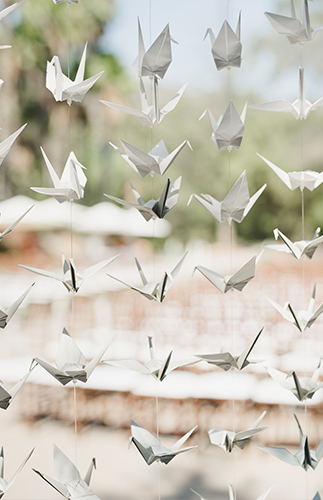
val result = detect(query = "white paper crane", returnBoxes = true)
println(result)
[191,484,273,500]
[33,445,99,500]
[200,100,248,151]
[0,206,33,242]
[0,447,34,498]
[46,42,103,105]
[109,139,192,178]
[33,327,112,386]
[0,366,35,410]
[130,420,197,465]
[19,254,119,293]
[0,282,34,329]
[204,12,242,70]
[266,227,323,260]
[208,411,268,452]
[250,67,323,120]
[0,124,27,166]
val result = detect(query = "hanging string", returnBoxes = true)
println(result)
[73,380,78,466]
[67,2,70,79]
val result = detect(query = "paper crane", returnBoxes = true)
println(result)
[109,139,192,178]
[52,0,78,4]
[0,366,35,410]
[266,227,323,260]
[209,411,268,452]
[33,328,112,386]
[193,254,262,294]
[195,327,264,371]
[19,254,119,293]
[257,153,323,191]
[259,414,323,470]
[104,335,198,381]
[100,77,187,127]
[130,420,197,465]
[200,100,248,151]
[250,67,323,120]
[0,124,27,166]
[191,484,274,500]
[204,12,242,70]
[0,282,34,329]
[188,170,266,224]
[107,252,187,303]
[31,147,87,203]
[265,284,323,332]
[265,0,323,45]
[267,359,323,401]
[0,447,34,498]
[105,176,181,222]
[33,445,98,500]
[0,206,33,243]
[46,42,103,105]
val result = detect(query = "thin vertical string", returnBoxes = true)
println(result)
[73,380,77,466]
[67,3,70,79]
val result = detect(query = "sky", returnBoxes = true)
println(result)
[99,0,323,100]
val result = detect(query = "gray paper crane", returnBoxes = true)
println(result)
[105,176,181,222]
[267,359,323,401]
[200,100,248,151]
[204,12,242,70]
[109,139,192,178]
[0,282,34,329]
[188,170,266,224]
[0,447,34,498]
[46,42,103,105]
[208,411,268,452]
[31,147,87,203]
[19,254,119,293]
[33,445,99,500]
[0,365,35,410]
[104,335,198,381]
[257,153,323,191]
[265,0,323,45]
[130,420,197,465]
[107,252,187,303]
[195,327,264,371]
[250,67,323,120]
[191,484,274,500]
[265,284,323,332]
[266,227,323,260]
[193,254,261,294]
[33,328,112,386]
[259,414,323,470]
[101,78,187,127]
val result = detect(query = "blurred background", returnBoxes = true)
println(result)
[1,0,323,499]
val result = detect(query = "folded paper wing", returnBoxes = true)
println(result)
[0,366,35,410]
[268,227,323,259]
[0,447,34,496]
[0,282,34,329]
[0,124,27,166]
[0,205,33,242]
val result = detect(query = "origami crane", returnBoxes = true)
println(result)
[250,67,323,120]
[19,254,119,293]
[0,205,33,242]
[191,484,273,500]
[100,77,187,127]
[0,0,26,49]
[109,139,192,178]
[266,284,323,333]
[257,153,323,191]
[105,176,181,222]
[0,447,34,498]
[104,335,198,381]
[187,170,266,224]
[204,12,242,70]
[267,358,323,401]
[200,100,248,151]
[0,282,34,329]
[33,327,111,386]
[259,413,323,470]
[0,366,35,410]
[52,0,78,4]
[208,411,268,452]
[31,147,87,203]
[265,0,323,45]
[0,124,27,166]
[107,252,187,303]
[134,19,178,80]
[193,254,261,294]
[195,327,264,371]
[33,445,98,500]
[266,227,323,260]
[129,420,197,465]
[46,42,103,105]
